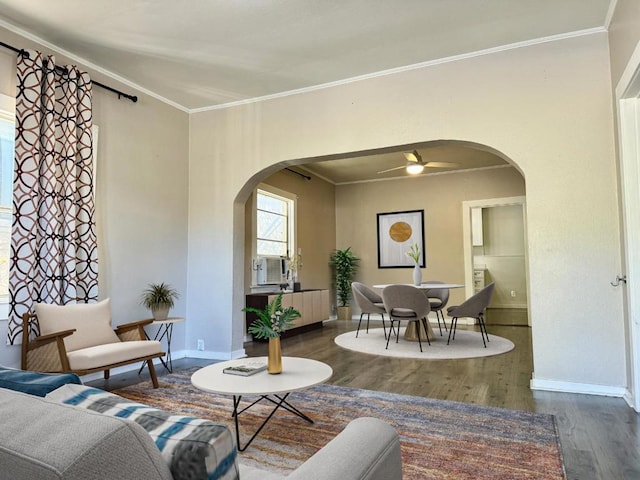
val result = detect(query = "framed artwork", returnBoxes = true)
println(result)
[377,209,425,268]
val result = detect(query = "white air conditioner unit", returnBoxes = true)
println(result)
[256,256,288,285]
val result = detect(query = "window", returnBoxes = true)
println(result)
[0,96,14,304]
[256,188,294,257]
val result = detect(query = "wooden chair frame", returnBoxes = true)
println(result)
[21,313,164,388]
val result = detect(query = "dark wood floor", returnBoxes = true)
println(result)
[92,320,640,480]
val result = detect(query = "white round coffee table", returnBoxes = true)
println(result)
[191,356,332,451]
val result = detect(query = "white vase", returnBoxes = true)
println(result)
[412,264,422,286]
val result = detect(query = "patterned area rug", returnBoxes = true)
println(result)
[114,367,565,480]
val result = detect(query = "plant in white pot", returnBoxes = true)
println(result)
[329,247,360,321]
[141,282,179,320]
[406,243,423,286]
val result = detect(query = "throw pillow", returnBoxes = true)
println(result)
[46,383,239,480]
[0,366,81,397]
[35,298,121,352]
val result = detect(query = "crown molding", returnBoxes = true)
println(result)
[192,27,607,113]
[0,15,607,115]
[0,17,189,113]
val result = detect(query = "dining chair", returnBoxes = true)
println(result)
[381,285,431,352]
[352,282,391,339]
[423,279,449,336]
[446,282,495,348]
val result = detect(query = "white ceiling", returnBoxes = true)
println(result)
[0,0,613,182]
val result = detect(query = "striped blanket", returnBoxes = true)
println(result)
[46,383,238,480]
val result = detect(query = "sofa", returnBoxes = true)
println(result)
[0,373,402,480]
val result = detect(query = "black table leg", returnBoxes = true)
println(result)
[231,393,314,452]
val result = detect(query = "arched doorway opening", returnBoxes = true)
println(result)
[235,138,529,351]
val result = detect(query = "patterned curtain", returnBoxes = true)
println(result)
[7,50,98,344]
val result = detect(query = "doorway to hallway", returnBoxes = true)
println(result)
[462,196,529,326]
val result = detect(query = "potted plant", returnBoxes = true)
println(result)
[243,293,301,374]
[141,282,179,321]
[329,247,360,320]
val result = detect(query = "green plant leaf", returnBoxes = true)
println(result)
[329,247,359,307]
[141,282,179,310]
[244,293,301,339]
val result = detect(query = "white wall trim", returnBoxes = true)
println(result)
[0,17,189,113]
[180,348,246,361]
[604,0,619,30]
[191,27,606,113]
[530,378,627,398]
[616,37,640,98]
[490,303,527,309]
[614,37,640,413]
[0,15,607,114]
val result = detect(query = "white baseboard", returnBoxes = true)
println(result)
[488,304,527,309]
[179,348,246,360]
[530,377,627,397]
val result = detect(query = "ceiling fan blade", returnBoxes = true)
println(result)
[425,161,458,168]
[403,151,421,163]
[377,165,406,174]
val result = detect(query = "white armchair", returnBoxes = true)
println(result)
[21,299,164,388]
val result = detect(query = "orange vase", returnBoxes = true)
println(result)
[268,337,282,374]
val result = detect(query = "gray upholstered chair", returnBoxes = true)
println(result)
[446,282,495,348]
[382,284,431,352]
[424,280,449,336]
[352,282,390,339]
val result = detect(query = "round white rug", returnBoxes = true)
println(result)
[334,326,515,360]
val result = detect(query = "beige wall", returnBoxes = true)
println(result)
[189,32,624,390]
[243,169,336,293]
[0,27,190,368]
[336,165,525,311]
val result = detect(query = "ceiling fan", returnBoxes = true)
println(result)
[377,150,458,175]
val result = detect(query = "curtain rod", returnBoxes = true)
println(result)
[285,167,311,181]
[0,40,138,103]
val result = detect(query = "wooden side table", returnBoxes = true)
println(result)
[138,317,185,374]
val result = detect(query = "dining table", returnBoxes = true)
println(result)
[373,282,464,342]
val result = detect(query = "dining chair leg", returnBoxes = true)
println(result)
[381,314,388,340]
[356,313,364,338]
[481,313,489,343]
[447,317,457,345]
[438,310,448,332]
[421,317,431,346]
[415,321,423,352]
[478,313,488,348]
[395,321,401,343]
[366,313,371,333]
[385,320,395,350]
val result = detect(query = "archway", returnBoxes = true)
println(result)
[234,139,528,350]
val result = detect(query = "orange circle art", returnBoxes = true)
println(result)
[388,221,412,242]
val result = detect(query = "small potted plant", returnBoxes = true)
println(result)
[243,293,301,374]
[141,282,179,320]
[329,247,360,320]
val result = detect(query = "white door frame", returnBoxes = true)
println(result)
[615,41,640,412]
[462,196,529,326]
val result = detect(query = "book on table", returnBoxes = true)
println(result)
[223,361,267,376]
